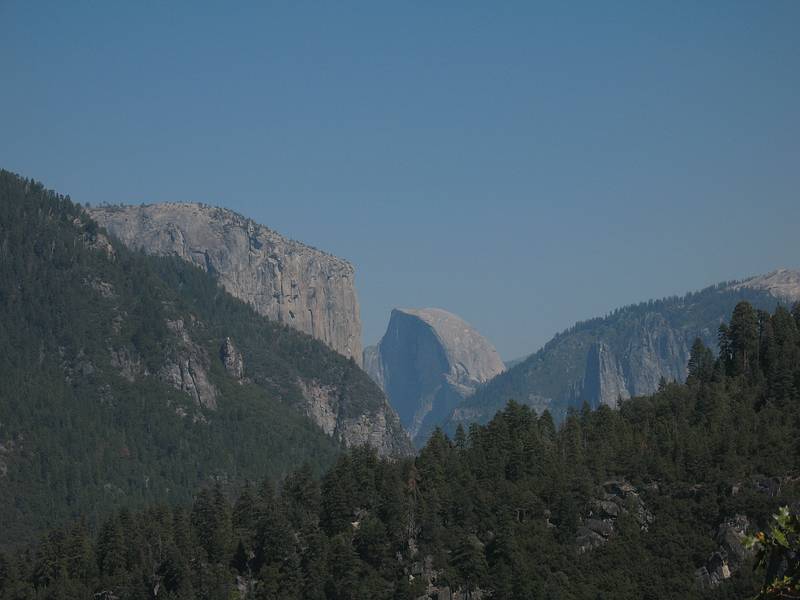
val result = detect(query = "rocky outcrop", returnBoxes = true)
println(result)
[220,337,245,381]
[88,203,362,364]
[109,347,143,382]
[338,408,410,457]
[297,379,411,456]
[576,479,654,553]
[160,318,218,410]
[365,308,505,444]
[695,516,751,588]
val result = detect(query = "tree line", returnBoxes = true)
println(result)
[1,298,798,598]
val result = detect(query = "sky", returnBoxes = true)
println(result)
[2,1,799,360]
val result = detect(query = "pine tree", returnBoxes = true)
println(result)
[96,517,126,579]
[454,424,468,451]
[450,534,488,597]
[729,301,759,376]
[300,524,329,600]
[687,338,714,384]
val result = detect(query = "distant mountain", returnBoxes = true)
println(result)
[0,170,409,547]
[364,308,505,445]
[445,270,800,433]
[89,203,362,364]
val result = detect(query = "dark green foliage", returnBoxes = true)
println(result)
[6,302,799,599]
[688,337,715,385]
[0,170,395,549]
[746,506,800,598]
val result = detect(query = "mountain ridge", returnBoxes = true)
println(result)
[444,270,800,433]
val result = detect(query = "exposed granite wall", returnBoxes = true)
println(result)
[89,203,363,364]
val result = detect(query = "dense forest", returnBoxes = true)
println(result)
[2,299,798,599]
[0,170,404,549]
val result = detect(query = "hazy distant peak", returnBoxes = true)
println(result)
[393,307,506,384]
[731,268,800,304]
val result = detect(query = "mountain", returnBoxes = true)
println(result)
[445,271,800,432]
[88,203,362,365]
[0,170,409,548]
[364,308,504,445]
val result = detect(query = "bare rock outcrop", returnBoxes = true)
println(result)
[576,479,654,553]
[88,203,362,364]
[695,515,751,588]
[160,318,218,409]
[365,308,505,445]
[297,379,411,456]
[732,268,800,304]
[220,337,245,381]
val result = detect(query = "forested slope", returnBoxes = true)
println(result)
[3,302,798,599]
[0,170,407,549]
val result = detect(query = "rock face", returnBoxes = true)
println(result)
[447,270,800,430]
[88,203,362,364]
[578,312,692,409]
[581,342,630,410]
[695,516,751,588]
[296,379,410,456]
[576,479,654,553]
[364,308,505,444]
[160,318,218,410]
[220,337,245,381]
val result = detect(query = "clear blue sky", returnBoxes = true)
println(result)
[2,1,799,360]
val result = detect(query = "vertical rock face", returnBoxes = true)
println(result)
[695,516,752,588]
[365,308,505,444]
[295,378,412,457]
[447,269,800,431]
[579,313,692,409]
[581,342,629,410]
[88,203,362,364]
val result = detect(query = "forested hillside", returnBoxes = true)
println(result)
[446,278,794,434]
[3,302,798,599]
[0,171,407,550]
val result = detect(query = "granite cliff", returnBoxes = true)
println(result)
[88,203,362,364]
[447,269,800,430]
[0,171,414,546]
[364,308,504,445]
